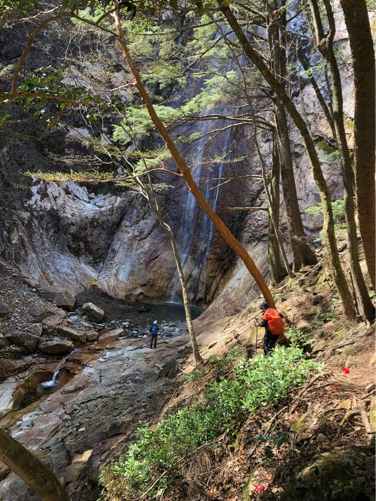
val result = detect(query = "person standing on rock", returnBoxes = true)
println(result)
[255,302,285,357]
[149,320,159,349]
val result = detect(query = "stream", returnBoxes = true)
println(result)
[0,300,203,501]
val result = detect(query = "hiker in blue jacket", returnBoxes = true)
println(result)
[149,320,159,349]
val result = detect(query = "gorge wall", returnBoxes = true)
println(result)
[0,3,352,313]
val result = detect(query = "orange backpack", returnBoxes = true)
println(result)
[263,308,285,335]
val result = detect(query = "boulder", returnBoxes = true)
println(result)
[57,325,86,344]
[37,285,76,311]
[281,449,373,501]
[39,338,74,354]
[42,315,64,334]
[5,330,41,353]
[86,330,98,342]
[29,304,51,323]
[23,277,38,288]
[0,302,9,318]
[82,303,105,322]
[27,323,43,337]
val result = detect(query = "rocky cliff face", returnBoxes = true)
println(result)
[0,3,351,310]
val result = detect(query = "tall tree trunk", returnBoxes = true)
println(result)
[144,175,203,364]
[165,221,203,364]
[340,0,376,291]
[268,9,317,272]
[249,100,293,278]
[0,429,69,501]
[297,49,336,140]
[268,138,287,284]
[275,100,318,271]
[309,0,374,323]
[113,6,276,309]
[220,3,355,320]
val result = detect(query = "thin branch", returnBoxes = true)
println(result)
[227,206,269,211]
[12,12,71,92]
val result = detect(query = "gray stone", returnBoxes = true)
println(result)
[30,304,47,318]
[37,285,76,311]
[0,302,9,318]
[23,277,38,288]
[86,330,98,342]
[82,302,105,322]
[316,433,328,443]
[39,338,74,354]
[57,324,86,344]
[27,323,43,336]
[5,330,40,353]
[42,315,64,334]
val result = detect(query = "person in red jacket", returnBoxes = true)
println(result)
[255,301,285,356]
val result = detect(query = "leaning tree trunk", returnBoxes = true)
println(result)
[220,3,356,320]
[340,0,376,292]
[308,0,374,323]
[0,429,69,501]
[113,5,276,309]
[268,138,287,284]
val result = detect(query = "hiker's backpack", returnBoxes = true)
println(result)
[263,308,285,335]
[151,325,158,335]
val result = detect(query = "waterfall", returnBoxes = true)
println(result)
[170,114,232,304]
[40,350,76,389]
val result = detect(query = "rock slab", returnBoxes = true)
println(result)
[39,338,74,354]
[37,285,76,311]
[82,302,104,322]
[57,325,86,344]
[5,330,41,353]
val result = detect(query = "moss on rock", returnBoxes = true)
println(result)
[281,449,374,501]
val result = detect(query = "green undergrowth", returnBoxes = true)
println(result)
[99,346,322,501]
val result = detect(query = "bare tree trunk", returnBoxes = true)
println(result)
[0,429,69,501]
[340,0,376,292]
[297,49,336,140]
[309,0,374,323]
[220,3,356,320]
[268,10,317,272]
[275,100,318,271]
[113,6,276,309]
[144,176,203,365]
[165,222,203,364]
[249,100,293,278]
[268,138,287,284]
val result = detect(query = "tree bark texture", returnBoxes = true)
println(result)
[340,0,376,292]
[268,13,317,272]
[113,6,276,309]
[268,138,287,284]
[0,429,69,501]
[309,0,374,322]
[220,4,356,320]
[275,100,318,271]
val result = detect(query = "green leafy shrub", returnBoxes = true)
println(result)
[100,347,322,500]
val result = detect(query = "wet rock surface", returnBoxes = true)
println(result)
[0,331,192,500]
[0,264,194,500]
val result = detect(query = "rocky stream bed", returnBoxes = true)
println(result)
[0,260,201,500]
